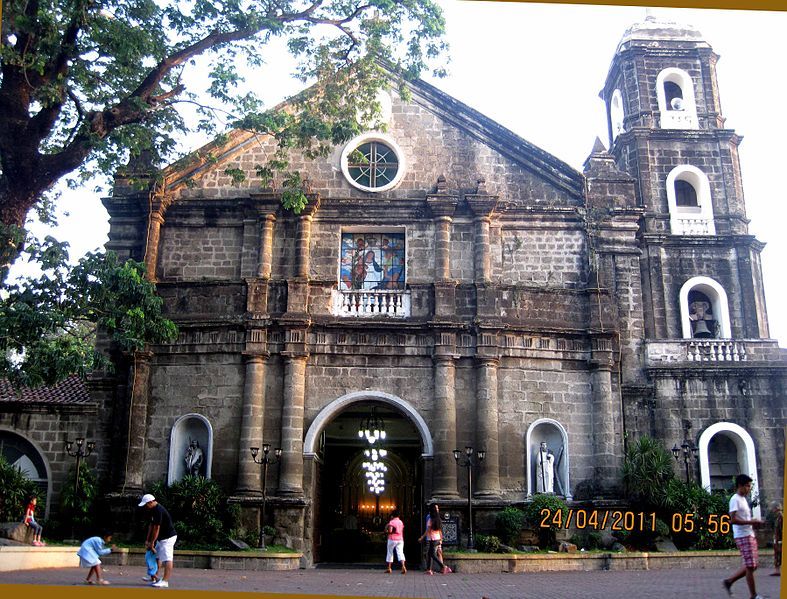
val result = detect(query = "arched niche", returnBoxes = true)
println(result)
[168,413,213,485]
[698,422,760,518]
[526,418,571,500]
[610,89,625,141]
[679,276,731,339]
[666,165,715,236]
[656,67,698,129]
[0,427,53,517]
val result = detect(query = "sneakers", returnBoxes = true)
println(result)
[142,576,158,583]
[722,579,733,597]
[151,580,169,588]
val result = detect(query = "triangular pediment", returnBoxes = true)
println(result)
[157,76,585,203]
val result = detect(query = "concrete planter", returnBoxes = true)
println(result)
[0,546,302,572]
[103,547,302,571]
[443,550,770,574]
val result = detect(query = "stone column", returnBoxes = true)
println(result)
[475,357,501,497]
[427,179,459,318]
[432,355,459,498]
[296,213,313,279]
[278,353,308,495]
[434,215,452,281]
[125,351,153,492]
[466,180,498,285]
[144,210,165,282]
[258,213,276,279]
[288,198,319,314]
[590,338,619,491]
[235,353,267,495]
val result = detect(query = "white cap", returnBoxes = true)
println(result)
[138,493,155,507]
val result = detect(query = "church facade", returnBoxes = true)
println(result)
[1,16,784,564]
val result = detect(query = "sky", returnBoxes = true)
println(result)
[34,1,787,345]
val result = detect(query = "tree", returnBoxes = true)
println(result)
[0,236,177,387]
[0,0,446,277]
[621,435,675,508]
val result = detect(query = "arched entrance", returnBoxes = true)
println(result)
[304,392,431,564]
[0,429,52,517]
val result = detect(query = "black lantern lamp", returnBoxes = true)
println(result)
[453,446,485,551]
[250,443,282,550]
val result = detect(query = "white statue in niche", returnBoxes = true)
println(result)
[184,439,204,476]
[536,441,555,494]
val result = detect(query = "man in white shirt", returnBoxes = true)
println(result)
[723,474,764,599]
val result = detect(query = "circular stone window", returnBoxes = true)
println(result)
[340,134,405,193]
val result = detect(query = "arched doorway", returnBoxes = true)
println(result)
[304,393,430,564]
[698,422,760,517]
[0,429,52,517]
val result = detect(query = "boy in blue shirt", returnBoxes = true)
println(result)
[77,530,116,585]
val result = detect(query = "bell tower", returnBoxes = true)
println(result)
[599,14,769,341]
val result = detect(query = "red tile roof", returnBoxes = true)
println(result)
[0,375,92,404]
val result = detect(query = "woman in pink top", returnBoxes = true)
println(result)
[385,509,406,574]
[418,505,451,574]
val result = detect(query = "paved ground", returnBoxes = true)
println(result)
[0,565,783,599]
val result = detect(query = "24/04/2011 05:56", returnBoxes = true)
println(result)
[539,509,731,534]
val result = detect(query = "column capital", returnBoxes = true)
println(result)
[426,195,459,218]
[474,355,500,367]
[242,351,269,363]
[466,187,498,218]
[299,194,321,218]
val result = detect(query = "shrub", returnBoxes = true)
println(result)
[571,531,603,550]
[523,494,568,548]
[475,534,502,553]
[622,436,674,508]
[52,461,99,539]
[495,506,525,545]
[150,476,240,549]
[662,479,735,550]
[0,455,40,522]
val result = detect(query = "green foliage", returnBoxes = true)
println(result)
[661,480,735,550]
[622,436,675,508]
[495,506,526,545]
[51,461,99,539]
[620,437,734,550]
[0,239,177,387]
[0,455,40,522]
[571,531,603,550]
[0,0,448,243]
[150,476,240,549]
[475,534,502,553]
[523,494,568,549]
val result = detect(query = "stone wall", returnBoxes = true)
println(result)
[0,406,99,515]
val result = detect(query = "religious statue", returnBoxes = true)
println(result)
[184,439,204,476]
[689,300,716,338]
[536,441,555,494]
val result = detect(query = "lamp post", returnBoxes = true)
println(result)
[250,444,282,550]
[671,439,697,483]
[453,446,485,551]
[64,437,96,495]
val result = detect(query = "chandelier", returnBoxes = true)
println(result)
[362,447,388,494]
[358,406,386,444]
